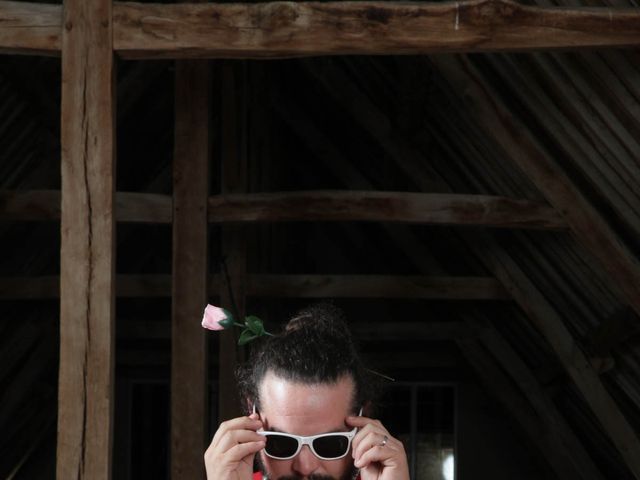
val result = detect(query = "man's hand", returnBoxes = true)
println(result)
[346,416,410,480]
[204,413,265,480]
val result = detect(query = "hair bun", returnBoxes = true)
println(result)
[283,303,350,339]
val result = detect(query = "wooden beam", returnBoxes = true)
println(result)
[5,0,640,58]
[474,233,640,478]
[57,0,115,477]
[208,191,564,229]
[0,189,564,229]
[0,190,172,223]
[112,0,640,59]
[0,1,61,56]
[431,54,640,324]
[0,274,508,300]
[171,59,209,479]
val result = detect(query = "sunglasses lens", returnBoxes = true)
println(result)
[312,435,350,459]
[264,434,299,459]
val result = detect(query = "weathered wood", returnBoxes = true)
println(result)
[0,190,172,223]
[5,0,640,58]
[171,59,210,480]
[0,189,563,229]
[432,54,640,324]
[208,191,565,229]
[474,233,640,478]
[57,0,115,477]
[113,0,640,59]
[246,274,508,300]
[0,1,61,56]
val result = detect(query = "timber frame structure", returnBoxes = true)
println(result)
[1,0,640,479]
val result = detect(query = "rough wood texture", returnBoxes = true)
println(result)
[57,0,115,477]
[6,0,640,58]
[113,0,640,59]
[0,190,171,223]
[0,1,61,56]
[208,191,565,229]
[0,189,563,229]
[171,59,209,480]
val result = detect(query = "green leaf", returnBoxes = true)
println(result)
[218,317,234,329]
[244,315,265,336]
[238,329,259,346]
[222,308,235,322]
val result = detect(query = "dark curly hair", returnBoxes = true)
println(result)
[236,303,379,413]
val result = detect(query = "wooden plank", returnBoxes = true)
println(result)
[431,54,640,323]
[208,191,565,229]
[171,59,210,480]
[0,1,61,56]
[474,233,640,478]
[0,190,172,223]
[57,0,115,477]
[0,189,562,229]
[113,0,640,59]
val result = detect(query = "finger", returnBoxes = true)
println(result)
[216,429,266,453]
[209,416,263,449]
[353,431,395,462]
[226,440,266,464]
[351,423,387,456]
[354,444,397,470]
[346,416,383,429]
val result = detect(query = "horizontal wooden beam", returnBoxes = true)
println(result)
[113,0,640,59]
[208,191,565,229]
[0,190,171,223]
[0,274,508,300]
[4,0,640,58]
[0,189,565,229]
[0,1,61,56]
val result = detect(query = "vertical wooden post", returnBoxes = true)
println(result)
[171,59,210,479]
[219,62,247,422]
[57,0,115,478]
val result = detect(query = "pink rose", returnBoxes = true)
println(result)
[202,304,230,331]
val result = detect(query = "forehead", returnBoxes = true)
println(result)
[258,372,354,433]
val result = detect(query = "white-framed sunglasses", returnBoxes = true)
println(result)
[253,405,362,461]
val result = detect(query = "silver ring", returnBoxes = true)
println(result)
[379,435,388,447]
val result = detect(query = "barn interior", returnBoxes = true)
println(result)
[1,0,640,479]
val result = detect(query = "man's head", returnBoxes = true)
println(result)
[236,304,377,479]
